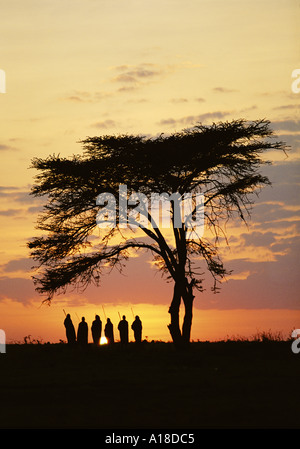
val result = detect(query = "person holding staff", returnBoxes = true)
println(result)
[131,316,142,344]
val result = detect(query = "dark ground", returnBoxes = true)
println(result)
[0,341,298,429]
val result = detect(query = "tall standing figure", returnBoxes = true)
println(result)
[104,318,114,344]
[77,317,88,345]
[131,316,142,344]
[118,315,129,344]
[64,313,76,345]
[91,314,102,345]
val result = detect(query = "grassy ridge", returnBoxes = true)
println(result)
[0,341,298,429]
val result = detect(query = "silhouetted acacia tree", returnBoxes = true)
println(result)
[27,119,285,348]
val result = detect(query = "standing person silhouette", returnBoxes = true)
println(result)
[64,313,76,345]
[131,316,142,343]
[77,317,88,345]
[91,314,102,345]
[104,318,114,344]
[118,315,129,344]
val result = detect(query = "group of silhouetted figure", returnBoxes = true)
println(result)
[63,313,142,346]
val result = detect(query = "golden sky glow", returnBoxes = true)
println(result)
[0,0,299,343]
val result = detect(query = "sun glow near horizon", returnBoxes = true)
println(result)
[100,336,108,345]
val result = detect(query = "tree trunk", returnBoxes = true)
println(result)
[182,282,195,346]
[168,278,195,349]
[167,282,182,348]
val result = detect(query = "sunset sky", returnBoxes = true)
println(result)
[0,0,299,343]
